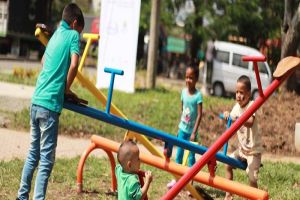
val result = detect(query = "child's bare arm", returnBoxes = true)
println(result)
[65,54,79,95]
[141,171,152,199]
[223,111,230,120]
[223,111,255,127]
[243,115,255,127]
[191,103,202,141]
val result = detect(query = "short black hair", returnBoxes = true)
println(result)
[186,63,199,80]
[237,75,251,91]
[117,139,137,167]
[62,3,85,28]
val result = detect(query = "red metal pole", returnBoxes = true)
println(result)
[253,61,264,97]
[243,56,266,98]
[162,70,293,200]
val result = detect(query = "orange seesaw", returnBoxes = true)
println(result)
[77,135,268,200]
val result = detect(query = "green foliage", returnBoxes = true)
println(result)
[170,0,285,49]
[1,158,299,199]
[139,0,152,30]
[51,0,72,24]
[140,0,175,32]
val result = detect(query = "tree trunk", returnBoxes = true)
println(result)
[281,2,300,58]
[281,1,300,94]
[146,0,160,89]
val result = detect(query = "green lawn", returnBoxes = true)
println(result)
[1,157,299,199]
[1,72,300,199]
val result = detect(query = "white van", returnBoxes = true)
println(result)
[206,41,272,99]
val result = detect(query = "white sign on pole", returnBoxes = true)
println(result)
[97,0,141,93]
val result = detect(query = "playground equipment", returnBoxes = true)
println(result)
[35,27,300,199]
[35,27,202,199]
[77,135,268,199]
[162,56,300,199]
[219,114,232,155]
[63,67,266,199]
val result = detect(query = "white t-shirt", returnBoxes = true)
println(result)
[230,101,263,155]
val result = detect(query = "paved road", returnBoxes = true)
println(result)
[0,81,34,112]
[0,128,105,161]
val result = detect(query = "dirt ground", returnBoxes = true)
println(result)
[200,91,300,156]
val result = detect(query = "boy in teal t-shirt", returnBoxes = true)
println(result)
[17,3,85,200]
[116,140,153,200]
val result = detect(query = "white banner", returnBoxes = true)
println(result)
[97,0,141,93]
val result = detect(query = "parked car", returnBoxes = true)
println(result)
[206,41,272,99]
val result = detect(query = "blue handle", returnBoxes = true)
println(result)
[104,67,124,113]
[219,113,232,155]
[104,67,124,75]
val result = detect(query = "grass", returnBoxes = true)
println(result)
[0,157,299,199]
[1,72,300,199]
[0,70,37,86]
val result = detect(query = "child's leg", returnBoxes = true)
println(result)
[225,164,233,181]
[187,134,198,167]
[175,129,190,164]
[187,151,196,167]
[246,154,261,188]
[224,164,233,200]
[224,150,240,200]
[33,106,59,199]
[18,105,41,199]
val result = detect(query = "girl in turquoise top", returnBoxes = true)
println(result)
[168,64,203,189]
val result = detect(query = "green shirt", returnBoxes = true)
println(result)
[32,20,80,113]
[115,164,142,200]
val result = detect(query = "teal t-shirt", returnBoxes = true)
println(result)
[179,88,203,134]
[115,164,142,200]
[32,20,80,113]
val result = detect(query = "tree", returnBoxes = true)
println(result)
[281,0,300,94]
[146,0,160,89]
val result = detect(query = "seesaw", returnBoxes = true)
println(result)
[35,27,202,199]
[76,134,268,199]
[162,56,300,199]
[35,25,300,199]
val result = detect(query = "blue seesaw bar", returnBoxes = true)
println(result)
[64,67,246,169]
[63,102,247,170]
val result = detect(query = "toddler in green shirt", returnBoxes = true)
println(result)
[116,140,152,200]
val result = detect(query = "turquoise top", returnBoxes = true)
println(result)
[32,20,80,113]
[179,88,203,134]
[115,164,142,200]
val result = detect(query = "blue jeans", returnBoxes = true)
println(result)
[18,104,59,200]
[175,129,196,167]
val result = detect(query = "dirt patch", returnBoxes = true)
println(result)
[0,96,31,112]
[200,92,300,156]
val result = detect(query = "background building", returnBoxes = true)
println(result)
[0,0,51,60]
